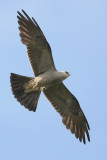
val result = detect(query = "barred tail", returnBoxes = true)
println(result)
[10,73,41,112]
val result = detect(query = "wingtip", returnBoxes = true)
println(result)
[17,11,20,14]
[88,135,90,142]
[17,9,25,16]
[22,9,26,14]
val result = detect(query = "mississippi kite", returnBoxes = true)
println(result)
[10,10,90,144]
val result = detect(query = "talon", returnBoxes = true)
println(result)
[41,87,46,91]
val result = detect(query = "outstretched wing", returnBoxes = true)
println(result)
[17,10,56,76]
[43,82,90,144]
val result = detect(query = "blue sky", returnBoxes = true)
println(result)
[0,0,107,159]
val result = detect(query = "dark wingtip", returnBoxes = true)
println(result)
[62,114,90,144]
[22,9,26,15]
[17,11,20,15]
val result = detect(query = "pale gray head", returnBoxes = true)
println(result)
[60,71,70,81]
[64,71,70,77]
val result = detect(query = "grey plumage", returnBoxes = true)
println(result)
[17,10,55,76]
[43,83,90,143]
[10,10,90,144]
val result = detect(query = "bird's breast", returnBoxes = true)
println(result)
[35,70,62,88]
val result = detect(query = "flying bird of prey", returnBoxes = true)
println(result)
[10,10,90,144]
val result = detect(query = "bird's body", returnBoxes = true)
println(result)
[24,70,70,93]
[10,10,90,144]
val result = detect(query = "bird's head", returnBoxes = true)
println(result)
[60,71,70,80]
[64,71,71,77]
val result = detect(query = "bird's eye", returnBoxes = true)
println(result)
[65,71,69,74]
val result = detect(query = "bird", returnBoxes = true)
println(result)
[10,10,90,144]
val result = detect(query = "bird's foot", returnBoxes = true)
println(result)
[41,87,46,91]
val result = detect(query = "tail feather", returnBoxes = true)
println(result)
[10,73,41,112]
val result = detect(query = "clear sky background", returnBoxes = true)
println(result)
[0,0,107,159]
